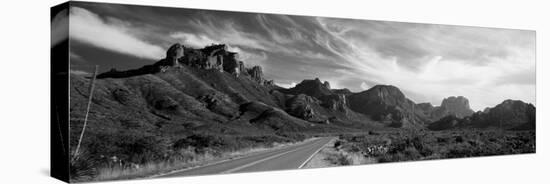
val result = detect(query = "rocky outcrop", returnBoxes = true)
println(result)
[332,88,352,95]
[285,94,318,120]
[247,66,264,83]
[319,94,347,113]
[166,43,184,67]
[97,43,272,86]
[323,81,331,90]
[222,52,240,77]
[285,78,333,98]
[432,96,474,119]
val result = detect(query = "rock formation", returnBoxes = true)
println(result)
[166,43,184,67]
[97,43,270,86]
[286,94,317,120]
[247,66,264,83]
[323,81,331,90]
[432,96,474,119]
[222,52,240,77]
[285,78,332,98]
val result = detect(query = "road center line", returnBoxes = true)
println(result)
[220,139,322,174]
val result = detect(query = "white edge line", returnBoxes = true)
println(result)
[220,147,304,174]
[298,137,334,169]
[150,137,320,178]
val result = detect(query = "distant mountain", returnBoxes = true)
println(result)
[427,99,536,130]
[433,96,474,119]
[274,78,381,129]
[347,85,429,128]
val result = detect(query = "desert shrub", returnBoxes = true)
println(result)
[275,131,307,142]
[70,150,98,182]
[334,140,343,149]
[454,135,464,143]
[326,152,359,165]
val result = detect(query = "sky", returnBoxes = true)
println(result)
[57,2,536,111]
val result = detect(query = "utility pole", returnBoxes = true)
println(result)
[73,66,98,160]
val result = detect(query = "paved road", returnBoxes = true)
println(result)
[158,137,334,177]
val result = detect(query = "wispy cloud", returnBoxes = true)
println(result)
[69,7,165,60]
[69,4,535,111]
[314,17,535,110]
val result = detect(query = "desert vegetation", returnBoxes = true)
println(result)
[69,132,311,182]
[322,130,535,166]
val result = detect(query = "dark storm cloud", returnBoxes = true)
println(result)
[68,2,535,110]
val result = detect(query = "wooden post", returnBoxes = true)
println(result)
[73,65,98,160]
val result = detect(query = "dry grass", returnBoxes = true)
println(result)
[303,138,376,168]
[80,138,317,182]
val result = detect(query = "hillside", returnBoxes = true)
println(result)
[347,85,430,128]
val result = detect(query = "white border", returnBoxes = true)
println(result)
[0,0,548,183]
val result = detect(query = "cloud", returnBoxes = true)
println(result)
[276,82,297,89]
[170,32,219,48]
[68,3,535,111]
[69,7,165,60]
[360,82,370,90]
[314,17,535,110]
[69,51,86,63]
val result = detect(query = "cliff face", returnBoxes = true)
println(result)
[433,96,474,119]
[98,43,266,85]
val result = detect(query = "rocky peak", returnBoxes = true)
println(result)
[331,88,352,95]
[323,81,331,90]
[348,85,426,128]
[441,96,470,110]
[436,96,474,118]
[246,66,264,83]
[289,78,333,98]
[166,43,185,60]
[359,85,406,106]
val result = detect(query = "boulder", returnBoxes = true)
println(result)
[433,96,474,118]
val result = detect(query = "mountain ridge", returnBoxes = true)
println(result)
[90,43,535,131]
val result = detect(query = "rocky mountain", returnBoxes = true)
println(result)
[71,44,371,162]
[282,78,333,98]
[72,43,391,154]
[432,96,474,119]
[272,78,380,129]
[347,85,429,128]
[79,42,534,137]
[416,96,475,122]
[427,99,536,130]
